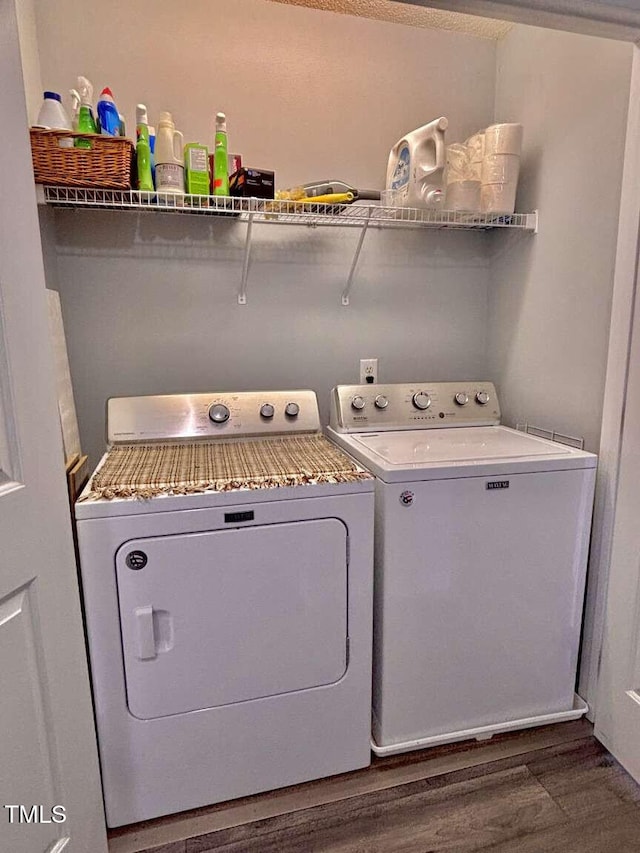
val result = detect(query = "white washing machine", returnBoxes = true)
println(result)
[75,390,374,826]
[327,381,597,756]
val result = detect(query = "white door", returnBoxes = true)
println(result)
[594,237,640,780]
[0,1,107,851]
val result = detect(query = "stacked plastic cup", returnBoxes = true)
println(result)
[480,123,523,214]
[444,143,481,212]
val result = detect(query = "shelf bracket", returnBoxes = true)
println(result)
[342,207,372,306]
[238,211,255,305]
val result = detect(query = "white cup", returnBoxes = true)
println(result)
[484,123,523,156]
[445,181,481,212]
[481,182,517,215]
[481,153,520,185]
[465,132,485,160]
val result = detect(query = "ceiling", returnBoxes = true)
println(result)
[266,0,513,39]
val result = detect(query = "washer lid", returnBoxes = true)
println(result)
[353,426,570,465]
[326,425,597,482]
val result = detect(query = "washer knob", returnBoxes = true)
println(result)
[284,402,300,418]
[412,392,431,410]
[351,395,366,411]
[208,403,230,424]
[455,392,469,406]
[476,390,490,405]
[260,403,275,419]
[375,395,389,409]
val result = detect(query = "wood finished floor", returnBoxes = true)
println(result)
[108,726,640,853]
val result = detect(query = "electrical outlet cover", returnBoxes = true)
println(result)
[360,358,378,384]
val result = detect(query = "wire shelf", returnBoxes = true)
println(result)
[42,186,538,231]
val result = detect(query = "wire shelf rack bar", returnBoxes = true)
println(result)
[41,187,538,304]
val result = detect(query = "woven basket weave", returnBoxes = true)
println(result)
[30,128,134,189]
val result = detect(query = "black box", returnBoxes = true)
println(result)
[229,167,275,199]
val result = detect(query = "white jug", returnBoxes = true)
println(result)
[386,117,448,209]
[155,111,184,194]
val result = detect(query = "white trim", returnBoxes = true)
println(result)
[0,284,22,484]
[372,695,589,757]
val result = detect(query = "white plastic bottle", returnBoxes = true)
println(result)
[386,117,449,209]
[35,91,73,148]
[154,111,184,194]
[35,91,72,131]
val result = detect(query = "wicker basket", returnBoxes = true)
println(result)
[30,128,134,189]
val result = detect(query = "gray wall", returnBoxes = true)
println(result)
[36,0,499,466]
[487,25,632,452]
[35,0,497,190]
[51,212,489,466]
[36,3,633,464]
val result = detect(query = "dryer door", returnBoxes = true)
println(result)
[116,518,348,719]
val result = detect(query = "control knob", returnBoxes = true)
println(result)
[412,391,431,410]
[476,390,490,405]
[285,402,300,418]
[208,403,230,424]
[374,395,389,409]
[351,395,366,411]
[454,392,469,406]
[260,403,275,419]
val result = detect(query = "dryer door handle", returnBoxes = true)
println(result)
[135,605,157,660]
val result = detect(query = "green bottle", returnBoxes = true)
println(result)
[213,112,229,196]
[135,106,154,193]
[70,77,97,149]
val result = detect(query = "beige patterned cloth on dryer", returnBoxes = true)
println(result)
[84,434,372,500]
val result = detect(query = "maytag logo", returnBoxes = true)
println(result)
[487,480,509,490]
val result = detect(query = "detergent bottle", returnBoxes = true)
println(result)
[386,117,448,209]
[154,111,184,193]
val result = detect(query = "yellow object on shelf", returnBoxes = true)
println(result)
[297,192,355,205]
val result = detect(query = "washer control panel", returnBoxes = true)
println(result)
[330,382,500,433]
[108,390,320,444]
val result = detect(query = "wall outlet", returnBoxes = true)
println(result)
[360,358,378,385]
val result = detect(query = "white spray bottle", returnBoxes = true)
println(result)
[386,117,449,209]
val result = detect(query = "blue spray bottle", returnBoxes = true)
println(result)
[97,87,121,136]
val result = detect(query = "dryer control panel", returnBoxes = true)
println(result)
[107,390,320,444]
[330,382,500,433]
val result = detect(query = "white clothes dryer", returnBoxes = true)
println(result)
[75,390,374,826]
[327,381,597,757]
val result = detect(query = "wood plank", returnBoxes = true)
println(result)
[481,810,640,853]
[108,721,592,853]
[525,737,640,820]
[185,766,566,853]
[67,453,89,504]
